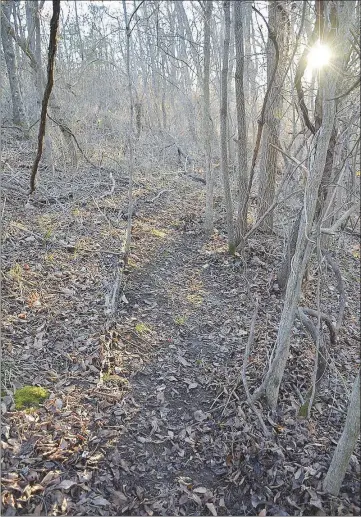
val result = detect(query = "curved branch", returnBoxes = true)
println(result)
[298,306,337,346]
[327,76,361,101]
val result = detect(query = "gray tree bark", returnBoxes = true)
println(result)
[233,0,248,250]
[220,0,235,253]
[203,0,214,235]
[1,1,27,128]
[257,1,289,232]
[323,371,360,496]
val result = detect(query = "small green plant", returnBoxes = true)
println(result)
[127,257,138,268]
[186,293,203,306]
[14,386,49,410]
[174,315,187,326]
[44,228,53,240]
[135,322,151,334]
[151,229,167,238]
[103,373,129,387]
[9,263,23,282]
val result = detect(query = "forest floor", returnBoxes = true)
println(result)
[1,130,360,516]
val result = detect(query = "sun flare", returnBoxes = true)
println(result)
[307,41,331,69]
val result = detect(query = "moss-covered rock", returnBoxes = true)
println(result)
[14,386,49,410]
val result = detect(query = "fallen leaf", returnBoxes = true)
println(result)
[57,480,77,490]
[193,487,208,494]
[188,382,198,389]
[179,494,189,505]
[177,356,191,367]
[206,502,217,516]
[156,391,165,404]
[111,491,128,506]
[33,503,43,515]
[41,471,60,486]
[92,496,110,506]
[55,398,63,410]
[194,410,208,422]
[191,493,202,505]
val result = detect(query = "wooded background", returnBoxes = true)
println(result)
[1,0,360,514]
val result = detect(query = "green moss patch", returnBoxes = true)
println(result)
[103,373,129,387]
[135,322,151,334]
[14,386,49,410]
[150,229,167,238]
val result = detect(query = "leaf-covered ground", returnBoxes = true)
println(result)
[1,131,360,516]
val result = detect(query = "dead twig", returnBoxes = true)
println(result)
[223,299,269,436]
[146,189,173,203]
[241,299,269,436]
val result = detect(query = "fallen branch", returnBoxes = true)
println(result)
[146,189,173,203]
[320,204,359,235]
[183,173,206,185]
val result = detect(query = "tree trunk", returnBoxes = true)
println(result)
[30,0,60,192]
[203,0,213,235]
[257,1,288,232]
[220,0,235,253]
[1,1,27,129]
[233,0,248,250]
[323,371,360,496]
[122,0,135,265]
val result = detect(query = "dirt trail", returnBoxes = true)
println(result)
[100,231,227,514]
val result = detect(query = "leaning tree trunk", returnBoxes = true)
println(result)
[323,371,360,496]
[30,0,60,192]
[220,0,235,253]
[233,0,248,251]
[1,1,27,129]
[203,0,213,235]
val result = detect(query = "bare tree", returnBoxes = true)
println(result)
[30,0,60,193]
[203,0,213,234]
[257,1,289,232]
[220,0,235,253]
[233,0,248,250]
[1,1,27,129]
